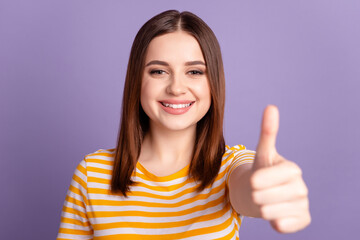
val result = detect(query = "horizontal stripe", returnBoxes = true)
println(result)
[92,203,230,230]
[57,234,91,240]
[86,191,225,216]
[88,187,223,208]
[58,228,93,235]
[87,178,223,199]
[92,212,234,240]
[87,193,225,218]
[61,217,91,227]
[87,200,227,224]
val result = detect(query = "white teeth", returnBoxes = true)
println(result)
[162,102,192,108]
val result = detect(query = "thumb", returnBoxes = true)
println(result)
[253,105,280,170]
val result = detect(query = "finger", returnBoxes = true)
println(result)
[254,105,280,169]
[251,159,302,190]
[270,213,312,233]
[252,178,308,205]
[259,198,309,221]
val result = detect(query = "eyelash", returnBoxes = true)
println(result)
[150,70,166,75]
[149,70,204,75]
[188,70,204,75]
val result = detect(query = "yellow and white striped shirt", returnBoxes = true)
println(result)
[57,144,255,240]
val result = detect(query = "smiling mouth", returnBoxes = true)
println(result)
[160,102,194,109]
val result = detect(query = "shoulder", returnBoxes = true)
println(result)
[222,144,256,167]
[81,147,116,168]
[223,144,255,159]
[225,144,247,153]
[223,145,255,184]
[85,148,116,159]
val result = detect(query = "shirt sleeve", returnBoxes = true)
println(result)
[225,145,256,189]
[57,157,94,240]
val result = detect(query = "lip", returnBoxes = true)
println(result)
[158,101,194,115]
[159,99,195,104]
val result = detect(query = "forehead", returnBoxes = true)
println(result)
[145,31,205,63]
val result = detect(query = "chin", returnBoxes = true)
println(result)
[161,122,196,132]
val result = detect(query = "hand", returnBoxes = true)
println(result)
[251,105,311,233]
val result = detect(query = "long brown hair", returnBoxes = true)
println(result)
[111,10,225,197]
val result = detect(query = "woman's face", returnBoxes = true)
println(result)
[141,31,211,132]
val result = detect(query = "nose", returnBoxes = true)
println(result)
[166,74,187,96]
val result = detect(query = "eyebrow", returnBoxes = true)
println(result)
[145,60,206,67]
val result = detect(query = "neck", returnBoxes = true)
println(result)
[139,122,196,166]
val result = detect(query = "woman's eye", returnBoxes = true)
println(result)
[188,70,203,75]
[150,70,166,75]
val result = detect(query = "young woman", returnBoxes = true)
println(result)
[57,10,310,240]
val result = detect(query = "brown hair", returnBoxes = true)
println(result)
[111,10,225,197]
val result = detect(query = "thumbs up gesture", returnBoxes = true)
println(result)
[250,105,311,233]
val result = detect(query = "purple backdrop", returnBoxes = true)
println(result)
[1,0,359,239]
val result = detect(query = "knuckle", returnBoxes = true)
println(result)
[288,161,302,175]
[294,165,303,176]
[303,198,310,210]
[307,212,312,225]
[298,213,312,231]
[284,160,302,175]
[298,198,306,209]
[296,183,308,198]
[297,198,310,215]
[302,185,309,197]
[298,179,309,196]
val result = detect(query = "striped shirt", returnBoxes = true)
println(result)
[57,144,255,240]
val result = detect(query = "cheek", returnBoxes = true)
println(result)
[140,81,151,111]
[196,81,211,103]
[140,79,153,100]
[203,83,212,110]
[140,80,161,117]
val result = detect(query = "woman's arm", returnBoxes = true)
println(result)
[228,105,311,233]
[228,163,259,217]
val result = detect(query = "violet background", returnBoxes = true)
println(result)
[1,0,359,239]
